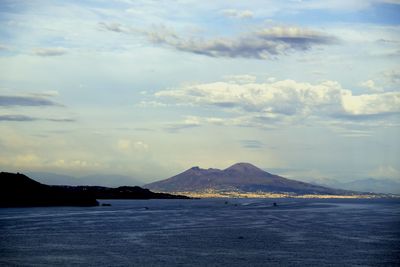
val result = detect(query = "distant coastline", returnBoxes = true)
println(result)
[0,172,189,208]
[164,190,395,199]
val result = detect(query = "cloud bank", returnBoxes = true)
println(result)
[155,78,400,125]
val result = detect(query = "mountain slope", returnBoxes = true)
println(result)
[337,178,400,194]
[145,163,354,195]
[0,172,99,207]
[0,172,189,207]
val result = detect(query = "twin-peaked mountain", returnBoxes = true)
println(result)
[145,163,353,195]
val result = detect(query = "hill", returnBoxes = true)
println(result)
[0,172,99,207]
[145,163,359,196]
[0,172,189,207]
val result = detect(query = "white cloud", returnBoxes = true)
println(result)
[222,9,253,19]
[31,90,60,97]
[360,80,383,92]
[164,116,202,132]
[138,100,169,107]
[32,47,68,57]
[384,69,400,85]
[155,78,400,123]
[117,139,149,152]
[342,91,400,115]
[369,165,400,179]
[223,74,257,84]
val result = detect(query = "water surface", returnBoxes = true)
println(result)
[1,198,399,266]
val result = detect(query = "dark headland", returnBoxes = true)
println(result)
[0,172,189,208]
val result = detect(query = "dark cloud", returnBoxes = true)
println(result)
[333,112,400,121]
[47,118,76,122]
[0,114,37,121]
[144,26,337,59]
[0,95,60,107]
[240,139,265,149]
[0,114,75,122]
[98,22,128,33]
[99,23,337,59]
[33,47,68,57]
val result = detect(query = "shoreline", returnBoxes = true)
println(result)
[162,191,399,199]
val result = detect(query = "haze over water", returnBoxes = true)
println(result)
[1,198,399,266]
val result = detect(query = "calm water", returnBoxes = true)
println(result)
[1,198,399,266]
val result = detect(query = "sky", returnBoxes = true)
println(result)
[0,0,399,184]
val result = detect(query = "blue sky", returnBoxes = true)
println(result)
[0,0,399,183]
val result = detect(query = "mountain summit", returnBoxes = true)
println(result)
[145,163,353,195]
[224,162,266,174]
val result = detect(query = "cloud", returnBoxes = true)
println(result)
[240,140,265,149]
[384,69,400,85]
[149,26,336,59]
[155,78,400,124]
[369,165,400,179]
[138,100,169,107]
[359,80,383,92]
[164,116,202,132]
[341,91,400,116]
[222,9,253,19]
[0,114,75,122]
[98,22,130,33]
[0,95,60,107]
[31,90,60,97]
[0,115,37,121]
[100,23,337,59]
[0,44,9,51]
[117,139,149,152]
[223,74,257,84]
[33,47,68,57]
[163,114,285,131]
[47,118,76,122]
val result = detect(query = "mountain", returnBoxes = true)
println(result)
[145,163,356,195]
[0,172,99,207]
[26,172,143,187]
[307,177,400,194]
[336,178,400,194]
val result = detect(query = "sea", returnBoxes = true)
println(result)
[1,198,399,266]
